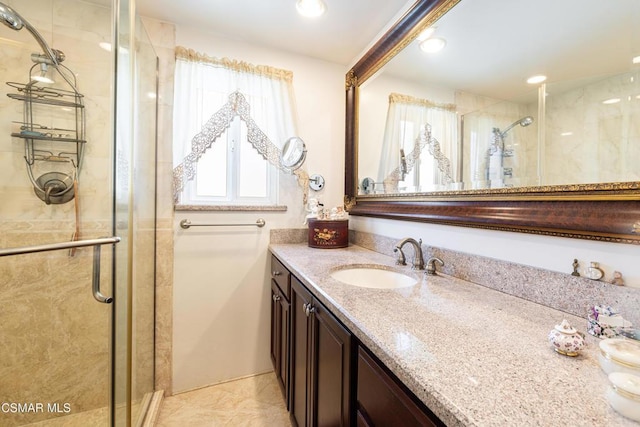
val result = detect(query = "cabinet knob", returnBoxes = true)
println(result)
[272,294,281,302]
[272,270,282,276]
[303,302,316,317]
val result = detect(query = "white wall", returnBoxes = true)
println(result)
[172,28,346,393]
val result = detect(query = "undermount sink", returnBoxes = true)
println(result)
[330,265,417,289]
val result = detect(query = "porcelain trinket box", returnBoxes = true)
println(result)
[548,319,585,357]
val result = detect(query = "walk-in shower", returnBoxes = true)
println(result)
[0,0,158,425]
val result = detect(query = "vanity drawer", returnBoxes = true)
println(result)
[356,345,443,427]
[271,255,291,299]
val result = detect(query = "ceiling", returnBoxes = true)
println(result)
[381,0,639,101]
[135,0,412,65]
[134,0,638,102]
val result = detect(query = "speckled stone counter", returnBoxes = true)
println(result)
[269,243,637,427]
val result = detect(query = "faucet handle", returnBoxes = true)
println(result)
[393,247,406,265]
[426,257,444,276]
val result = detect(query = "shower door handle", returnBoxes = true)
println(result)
[92,243,113,304]
[0,236,120,304]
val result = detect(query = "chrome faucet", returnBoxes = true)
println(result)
[394,238,424,270]
[426,257,444,276]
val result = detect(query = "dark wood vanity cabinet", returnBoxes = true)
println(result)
[290,275,352,427]
[356,346,444,427]
[270,256,291,407]
[270,253,442,427]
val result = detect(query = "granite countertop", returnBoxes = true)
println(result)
[269,243,637,427]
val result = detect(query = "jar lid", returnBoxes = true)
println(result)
[554,319,577,334]
[609,372,640,400]
[600,339,640,368]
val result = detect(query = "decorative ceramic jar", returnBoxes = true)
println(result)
[548,319,585,356]
[599,338,640,376]
[587,305,633,339]
[606,372,640,422]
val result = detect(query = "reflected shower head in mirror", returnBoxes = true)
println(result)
[490,116,534,153]
[500,116,534,138]
[0,1,64,65]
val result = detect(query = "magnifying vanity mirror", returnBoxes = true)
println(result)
[345,0,640,244]
[281,136,307,170]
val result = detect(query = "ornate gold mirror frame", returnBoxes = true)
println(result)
[345,0,640,244]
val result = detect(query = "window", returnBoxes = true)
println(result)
[172,48,297,206]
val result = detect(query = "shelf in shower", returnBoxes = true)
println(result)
[7,92,84,108]
[6,81,85,108]
[11,132,86,144]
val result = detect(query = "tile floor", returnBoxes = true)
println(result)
[155,372,291,426]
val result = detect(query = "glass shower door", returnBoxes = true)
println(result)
[0,0,155,425]
[0,0,117,425]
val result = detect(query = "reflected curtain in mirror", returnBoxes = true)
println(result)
[377,93,457,193]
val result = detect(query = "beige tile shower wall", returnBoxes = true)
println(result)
[140,17,176,396]
[0,0,114,222]
[0,0,114,424]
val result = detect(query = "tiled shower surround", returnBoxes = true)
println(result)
[271,228,640,327]
[0,1,163,425]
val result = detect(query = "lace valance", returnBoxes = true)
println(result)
[175,46,293,83]
[389,92,456,112]
[173,90,308,204]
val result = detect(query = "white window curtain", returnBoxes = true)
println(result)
[378,93,458,192]
[172,47,299,204]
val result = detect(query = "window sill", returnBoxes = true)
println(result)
[174,204,288,212]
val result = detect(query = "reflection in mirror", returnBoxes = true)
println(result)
[281,136,307,170]
[357,0,640,195]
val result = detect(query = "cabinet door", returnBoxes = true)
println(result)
[357,346,443,427]
[270,280,280,370]
[291,276,313,427]
[270,280,290,406]
[311,301,352,427]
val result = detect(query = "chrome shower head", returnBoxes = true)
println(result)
[518,116,534,127]
[0,2,63,65]
[0,2,23,30]
[500,116,534,137]
[0,3,24,31]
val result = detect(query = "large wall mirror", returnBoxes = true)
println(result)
[345,0,640,244]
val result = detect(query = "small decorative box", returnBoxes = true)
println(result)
[548,319,585,357]
[307,219,348,249]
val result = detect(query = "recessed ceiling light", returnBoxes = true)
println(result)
[632,55,640,64]
[561,132,573,137]
[602,98,621,105]
[419,37,446,54]
[296,0,326,18]
[526,75,547,84]
[417,27,436,42]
